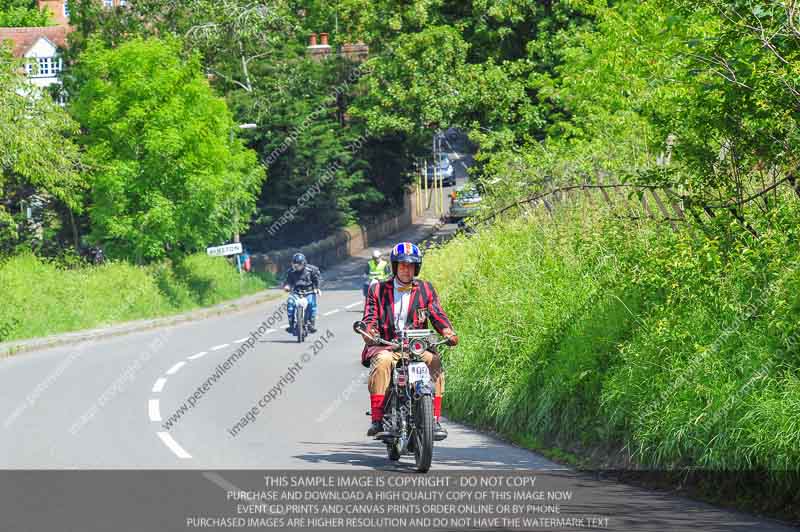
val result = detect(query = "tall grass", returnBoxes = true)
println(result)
[0,253,275,343]
[425,199,800,475]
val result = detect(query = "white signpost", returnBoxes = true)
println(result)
[206,243,243,257]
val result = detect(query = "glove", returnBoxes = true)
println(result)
[361,325,380,346]
[442,328,459,347]
[315,288,322,295]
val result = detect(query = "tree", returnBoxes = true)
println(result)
[63,0,389,249]
[0,47,84,254]
[69,37,266,261]
[0,0,50,26]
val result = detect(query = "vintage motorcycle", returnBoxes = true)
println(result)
[353,321,449,473]
[291,289,317,343]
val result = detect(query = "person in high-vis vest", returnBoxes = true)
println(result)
[362,249,390,297]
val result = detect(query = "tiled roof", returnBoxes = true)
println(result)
[0,25,71,57]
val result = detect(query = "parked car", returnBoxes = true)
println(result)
[425,155,456,187]
[448,184,482,221]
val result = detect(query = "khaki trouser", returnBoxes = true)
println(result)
[368,350,444,397]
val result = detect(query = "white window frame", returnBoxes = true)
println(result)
[64,0,69,18]
[40,57,51,76]
[103,0,113,7]
[25,56,62,78]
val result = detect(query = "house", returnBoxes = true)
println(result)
[0,1,127,94]
[0,1,72,96]
[0,26,69,91]
[306,32,369,62]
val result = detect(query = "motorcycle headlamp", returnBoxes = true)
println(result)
[409,340,427,356]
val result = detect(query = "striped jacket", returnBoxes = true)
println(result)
[360,277,453,367]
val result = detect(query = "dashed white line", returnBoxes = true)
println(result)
[148,399,162,422]
[210,344,229,351]
[345,301,362,309]
[152,378,167,393]
[157,431,192,459]
[188,351,208,360]
[233,337,249,344]
[323,309,341,316]
[166,361,186,375]
[203,472,241,492]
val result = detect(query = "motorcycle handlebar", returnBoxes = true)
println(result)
[352,321,450,349]
[293,289,317,296]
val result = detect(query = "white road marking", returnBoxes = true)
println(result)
[152,378,167,393]
[157,431,192,459]
[203,472,241,492]
[323,309,341,316]
[233,337,249,344]
[345,301,362,309]
[166,361,186,375]
[210,344,229,351]
[188,351,208,360]
[148,399,162,422]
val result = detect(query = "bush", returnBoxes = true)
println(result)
[0,253,274,343]
[425,199,800,475]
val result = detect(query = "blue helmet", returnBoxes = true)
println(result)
[390,242,422,276]
[291,252,306,271]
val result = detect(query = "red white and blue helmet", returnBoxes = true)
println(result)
[390,242,422,276]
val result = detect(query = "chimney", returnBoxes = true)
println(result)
[341,41,369,63]
[307,31,332,62]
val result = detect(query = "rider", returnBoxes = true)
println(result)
[283,253,321,334]
[363,249,390,297]
[358,241,459,440]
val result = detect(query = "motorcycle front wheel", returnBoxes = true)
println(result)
[296,306,305,343]
[387,443,401,461]
[413,394,434,473]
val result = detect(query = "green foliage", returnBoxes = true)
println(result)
[66,0,387,249]
[0,252,273,342]
[0,0,50,26]
[69,37,266,261]
[426,198,800,474]
[239,55,385,248]
[0,48,84,254]
[476,0,800,208]
[350,25,471,139]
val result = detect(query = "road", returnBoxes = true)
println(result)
[0,216,796,530]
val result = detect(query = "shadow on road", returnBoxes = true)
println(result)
[293,441,546,471]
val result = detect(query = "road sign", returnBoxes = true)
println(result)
[206,243,243,257]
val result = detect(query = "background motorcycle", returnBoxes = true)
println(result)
[354,321,449,473]
[291,289,316,343]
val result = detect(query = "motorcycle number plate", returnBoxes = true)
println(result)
[408,363,430,384]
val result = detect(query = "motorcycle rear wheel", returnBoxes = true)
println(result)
[413,395,434,473]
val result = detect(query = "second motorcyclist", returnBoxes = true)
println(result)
[283,253,321,334]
